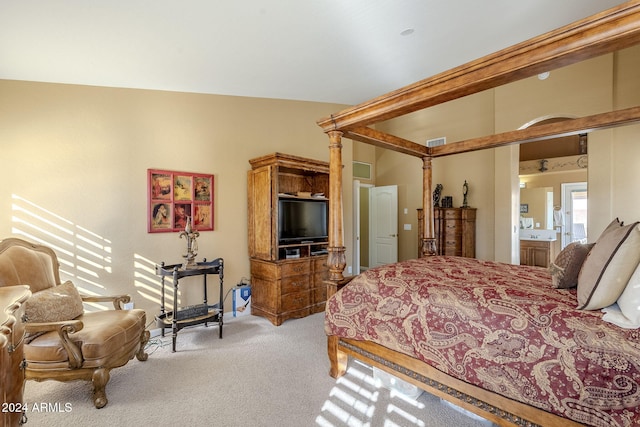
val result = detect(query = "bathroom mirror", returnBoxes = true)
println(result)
[520,187,554,230]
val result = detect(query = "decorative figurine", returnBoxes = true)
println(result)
[462,180,469,208]
[179,216,200,268]
[433,184,443,207]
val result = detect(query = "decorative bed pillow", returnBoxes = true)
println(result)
[599,217,624,237]
[577,221,640,310]
[601,303,640,329]
[25,280,84,323]
[549,242,594,289]
[617,263,640,325]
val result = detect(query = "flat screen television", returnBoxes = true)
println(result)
[278,198,328,244]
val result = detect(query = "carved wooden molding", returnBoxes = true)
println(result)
[519,154,587,175]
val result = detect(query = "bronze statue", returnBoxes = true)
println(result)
[433,184,443,207]
[462,180,469,208]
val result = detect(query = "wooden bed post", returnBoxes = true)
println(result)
[326,130,348,378]
[326,130,347,289]
[420,156,437,257]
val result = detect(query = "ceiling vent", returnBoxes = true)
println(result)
[426,137,446,147]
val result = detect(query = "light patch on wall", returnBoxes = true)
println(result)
[10,194,114,312]
[134,253,167,308]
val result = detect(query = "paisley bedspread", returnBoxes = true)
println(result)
[324,256,640,427]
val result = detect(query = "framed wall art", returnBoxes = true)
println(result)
[148,169,214,233]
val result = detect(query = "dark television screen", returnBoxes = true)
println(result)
[278,199,328,243]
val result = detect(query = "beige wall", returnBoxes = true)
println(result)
[609,44,640,228]
[495,52,616,251]
[3,46,638,319]
[374,90,497,261]
[0,80,352,320]
[361,45,640,263]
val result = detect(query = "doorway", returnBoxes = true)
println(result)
[561,182,588,248]
[353,183,398,273]
[353,181,373,275]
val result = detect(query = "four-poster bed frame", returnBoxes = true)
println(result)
[317,2,640,426]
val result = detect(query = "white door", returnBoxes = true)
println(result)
[369,185,398,267]
[561,182,588,249]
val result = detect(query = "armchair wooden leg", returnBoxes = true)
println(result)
[92,368,110,409]
[136,330,150,362]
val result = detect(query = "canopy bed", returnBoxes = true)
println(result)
[317,2,640,426]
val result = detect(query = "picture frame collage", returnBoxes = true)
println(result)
[148,169,214,233]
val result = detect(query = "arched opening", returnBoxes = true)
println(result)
[519,116,587,161]
[517,116,588,266]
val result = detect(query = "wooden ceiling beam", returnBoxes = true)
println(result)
[343,127,428,158]
[317,2,640,134]
[430,106,640,157]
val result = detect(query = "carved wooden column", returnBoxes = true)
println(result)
[420,156,437,257]
[326,130,348,378]
[326,131,347,290]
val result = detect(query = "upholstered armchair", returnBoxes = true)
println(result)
[0,238,150,408]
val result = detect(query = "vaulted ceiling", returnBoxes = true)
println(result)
[0,0,627,105]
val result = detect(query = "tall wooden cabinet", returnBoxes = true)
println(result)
[248,153,330,326]
[418,207,476,257]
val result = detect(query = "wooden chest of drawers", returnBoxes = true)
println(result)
[434,207,476,257]
[250,256,328,326]
[419,207,476,258]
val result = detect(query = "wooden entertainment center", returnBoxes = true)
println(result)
[247,153,330,326]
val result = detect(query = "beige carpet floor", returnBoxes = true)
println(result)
[22,312,491,426]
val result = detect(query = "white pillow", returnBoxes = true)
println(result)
[577,222,640,310]
[617,262,640,325]
[602,303,640,329]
